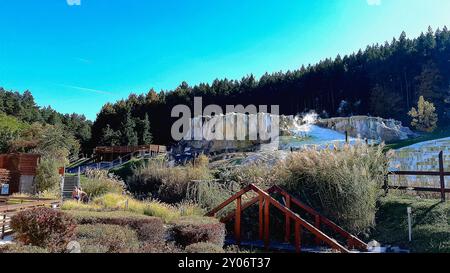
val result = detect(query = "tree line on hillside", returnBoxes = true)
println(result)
[90,27,450,147]
[0,88,91,154]
[2,27,450,154]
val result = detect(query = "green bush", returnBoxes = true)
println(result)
[34,159,60,193]
[68,210,165,243]
[170,216,225,247]
[185,242,225,253]
[11,207,77,252]
[76,224,140,253]
[276,142,389,234]
[81,169,125,198]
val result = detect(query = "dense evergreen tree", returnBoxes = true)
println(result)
[141,113,153,145]
[122,112,139,146]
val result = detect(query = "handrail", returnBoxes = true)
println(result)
[1,198,61,239]
[206,183,358,253]
[215,184,367,251]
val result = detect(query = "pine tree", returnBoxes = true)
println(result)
[369,85,403,119]
[101,124,121,146]
[122,112,138,146]
[415,61,444,102]
[142,113,153,145]
[408,96,438,132]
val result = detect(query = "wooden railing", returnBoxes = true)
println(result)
[0,197,61,239]
[385,151,449,202]
[206,184,368,253]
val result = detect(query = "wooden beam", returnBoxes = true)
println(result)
[264,196,270,249]
[284,194,291,243]
[235,196,241,245]
[294,221,302,253]
[439,151,446,202]
[259,194,264,241]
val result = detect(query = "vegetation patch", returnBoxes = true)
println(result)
[170,216,226,247]
[275,142,389,234]
[372,194,450,253]
[67,210,165,243]
[11,207,77,252]
[76,224,140,253]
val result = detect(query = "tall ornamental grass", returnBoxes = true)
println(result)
[277,142,389,234]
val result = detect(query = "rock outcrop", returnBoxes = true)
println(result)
[316,116,415,142]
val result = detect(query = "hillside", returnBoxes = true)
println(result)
[90,27,450,147]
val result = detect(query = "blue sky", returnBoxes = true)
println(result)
[1,0,450,120]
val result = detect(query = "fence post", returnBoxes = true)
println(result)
[264,196,270,249]
[1,213,5,240]
[258,194,264,241]
[384,174,389,195]
[235,196,241,245]
[345,131,349,143]
[439,151,446,202]
[284,194,291,243]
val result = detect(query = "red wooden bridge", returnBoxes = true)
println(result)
[206,184,368,253]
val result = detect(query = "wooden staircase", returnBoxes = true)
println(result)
[206,184,368,253]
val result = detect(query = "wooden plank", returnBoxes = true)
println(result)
[264,196,270,250]
[259,195,264,241]
[235,196,241,245]
[390,171,450,176]
[314,215,321,246]
[206,185,252,217]
[284,194,291,243]
[294,221,301,253]
[387,185,450,193]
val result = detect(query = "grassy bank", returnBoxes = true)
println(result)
[372,194,450,253]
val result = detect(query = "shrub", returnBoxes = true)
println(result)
[276,142,389,234]
[34,159,60,193]
[81,169,125,198]
[185,242,225,253]
[170,216,225,247]
[139,242,183,253]
[128,160,213,203]
[68,210,165,243]
[11,207,77,252]
[76,224,140,253]
[0,244,49,253]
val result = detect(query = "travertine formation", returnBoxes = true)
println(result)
[316,116,415,142]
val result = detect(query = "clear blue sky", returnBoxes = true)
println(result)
[1,0,450,120]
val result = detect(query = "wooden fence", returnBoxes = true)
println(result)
[0,197,61,239]
[385,151,449,202]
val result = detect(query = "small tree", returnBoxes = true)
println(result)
[142,113,153,145]
[408,96,438,132]
[35,158,60,193]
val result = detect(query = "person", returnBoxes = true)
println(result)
[78,187,89,203]
[72,187,80,201]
